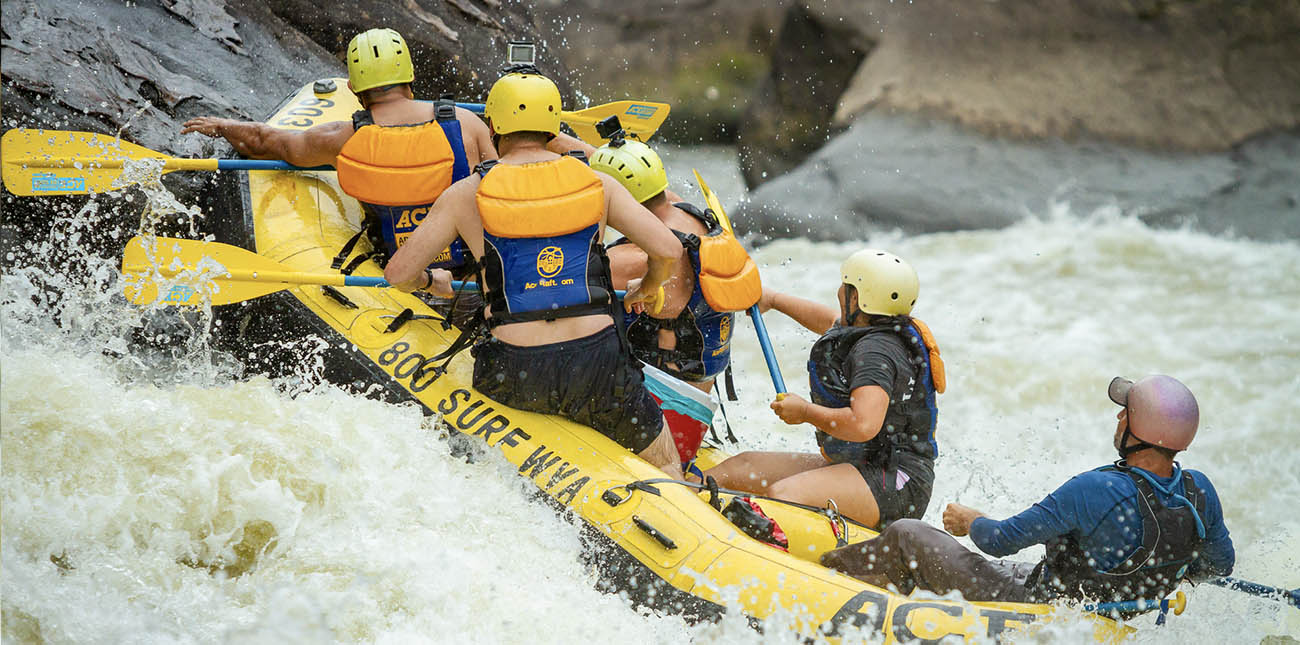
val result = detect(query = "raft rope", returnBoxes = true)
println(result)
[601,476,867,537]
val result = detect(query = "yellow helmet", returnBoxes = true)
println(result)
[841,249,919,316]
[483,72,562,137]
[347,28,414,93]
[590,139,669,203]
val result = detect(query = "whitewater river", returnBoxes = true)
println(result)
[2,145,1297,644]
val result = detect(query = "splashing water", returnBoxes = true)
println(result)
[3,146,1299,644]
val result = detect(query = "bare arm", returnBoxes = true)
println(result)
[760,290,840,334]
[181,117,351,168]
[768,384,890,443]
[384,177,479,291]
[607,244,649,290]
[602,175,682,311]
[547,132,595,158]
[455,107,497,164]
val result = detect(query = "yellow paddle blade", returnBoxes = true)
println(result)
[692,169,735,236]
[121,236,344,307]
[563,100,670,145]
[2,129,187,196]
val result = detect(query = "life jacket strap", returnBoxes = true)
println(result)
[474,159,499,177]
[483,301,613,328]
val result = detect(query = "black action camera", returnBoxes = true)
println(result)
[596,116,626,146]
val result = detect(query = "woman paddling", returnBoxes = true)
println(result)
[704,249,945,529]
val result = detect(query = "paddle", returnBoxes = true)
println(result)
[0,129,332,196]
[1084,590,1187,620]
[553,100,670,145]
[121,236,625,307]
[692,169,787,399]
[3,100,669,197]
[1210,576,1300,610]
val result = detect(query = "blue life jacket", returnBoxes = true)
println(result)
[807,320,940,466]
[623,202,733,382]
[475,155,614,328]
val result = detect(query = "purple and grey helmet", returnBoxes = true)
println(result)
[1109,375,1200,451]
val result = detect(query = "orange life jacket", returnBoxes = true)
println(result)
[336,111,461,207]
[334,104,471,267]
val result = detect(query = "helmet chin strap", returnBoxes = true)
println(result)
[1117,426,1156,459]
[841,287,862,326]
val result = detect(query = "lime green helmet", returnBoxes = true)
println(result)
[347,28,414,93]
[590,139,668,203]
[484,72,562,137]
[841,249,919,316]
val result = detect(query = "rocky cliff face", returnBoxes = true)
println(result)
[738,0,1300,188]
[730,0,1300,240]
[531,0,782,143]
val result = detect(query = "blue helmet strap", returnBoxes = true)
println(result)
[1126,462,1208,540]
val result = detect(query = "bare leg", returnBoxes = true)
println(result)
[767,463,881,527]
[704,451,829,493]
[636,421,683,480]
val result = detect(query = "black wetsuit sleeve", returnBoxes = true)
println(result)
[844,333,911,394]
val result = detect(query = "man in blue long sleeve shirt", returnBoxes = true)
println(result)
[821,375,1234,605]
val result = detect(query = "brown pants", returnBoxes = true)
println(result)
[820,519,1039,603]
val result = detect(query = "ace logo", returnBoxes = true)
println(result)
[537,246,564,278]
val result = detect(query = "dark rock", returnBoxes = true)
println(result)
[1,0,560,270]
[734,113,1300,242]
[735,2,870,188]
[257,0,574,101]
[532,0,783,144]
[744,0,1300,188]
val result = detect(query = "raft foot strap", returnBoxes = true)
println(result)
[321,285,358,309]
[632,516,677,550]
[705,475,721,511]
[340,251,379,276]
[330,228,368,270]
[382,308,440,334]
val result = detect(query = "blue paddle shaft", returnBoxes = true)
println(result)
[1083,597,1166,614]
[216,159,332,171]
[342,276,390,288]
[748,305,787,396]
[341,277,628,298]
[1211,577,1300,609]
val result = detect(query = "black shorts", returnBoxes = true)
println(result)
[471,325,664,453]
[854,451,935,529]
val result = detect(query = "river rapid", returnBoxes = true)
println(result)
[2,145,1298,644]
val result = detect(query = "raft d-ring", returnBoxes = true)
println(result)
[825,498,848,540]
[601,486,634,507]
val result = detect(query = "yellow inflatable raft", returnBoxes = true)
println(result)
[204,79,1129,643]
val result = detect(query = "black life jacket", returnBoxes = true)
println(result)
[1033,462,1208,603]
[806,319,939,466]
[624,202,734,382]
